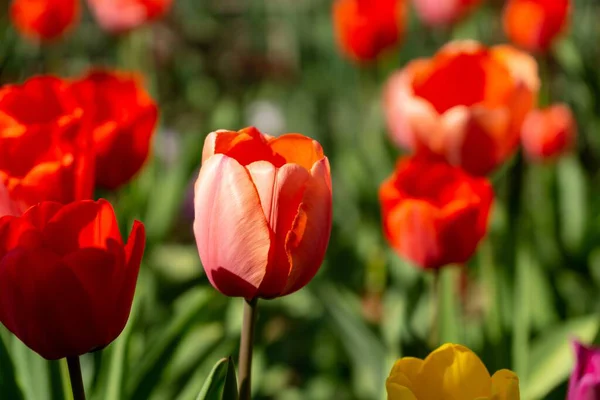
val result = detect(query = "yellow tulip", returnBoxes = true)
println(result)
[386,343,520,400]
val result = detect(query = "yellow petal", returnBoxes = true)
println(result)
[388,357,424,387]
[412,343,492,399]
[386,383,418,400]
[491,369,520,400]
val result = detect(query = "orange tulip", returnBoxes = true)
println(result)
[0,76,93,210]
[333,0,406,63]
[194,127,332,299]
[379,156,493,269]
[384,40,539,176]
[503,0,570,52]
[0,199,145,360]
[413,0,482,27]
[87,0,174,33]
[521,104,576,161]
[72,70,158,189]
[10,0,79,41]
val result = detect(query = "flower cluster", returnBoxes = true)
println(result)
[0,70,155,361]
[10,0,173,41]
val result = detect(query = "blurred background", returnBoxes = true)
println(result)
[1,0,600,399]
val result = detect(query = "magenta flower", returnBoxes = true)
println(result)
[569,341,600,400]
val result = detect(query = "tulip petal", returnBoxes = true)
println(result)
[386,383,418,400]
[268,134,325,171]
[281,158,332,295]
[388,357,423,387]
[246,161,310,297]
[384,199,442,269]
[0,216,42,259]
[21,201,63,229]
[44,199,122,255]
[491,369,520,400]
[194,154,272,298]
[61,248,121,345]
[114,220,145,338]
[210,127,284,167]
[413,343,491,399]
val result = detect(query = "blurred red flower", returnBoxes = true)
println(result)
[0,199,145,360]
[521,104,576,161]
[195,127,332,299]
[87,0,174,33]
[0,76,93,210]
[333,0,406,63]
[10,0,80,41]
[72,70,158,189]
[503,0,570,52]
[380,156,493,269]
[384,41,539,176]
[413,0,482,27]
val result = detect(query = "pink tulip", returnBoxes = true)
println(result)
[86,0,173,33]
[413,0,482,26]
[569,341,600,400]
[193,127,332,299]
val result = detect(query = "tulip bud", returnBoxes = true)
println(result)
[0,199,145,360]
[193,127,332,299]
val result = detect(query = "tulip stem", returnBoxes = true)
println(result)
[66,356,86,400]
[238,297,258,400]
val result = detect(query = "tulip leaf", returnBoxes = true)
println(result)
[523,315,600,400]
[195,357,238,400]
[127,288,216,400]
[0,331,24,400]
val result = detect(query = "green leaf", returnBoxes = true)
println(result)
[523,315,600,400]
[0,330,24,400]
[127,288,215,400]
[196,357,238,400]
[312,283,388,400]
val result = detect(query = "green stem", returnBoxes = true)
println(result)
[238,298,258,400]
[66,356,86,400]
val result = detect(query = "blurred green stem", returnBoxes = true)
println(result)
[66,356,86,400]
[238,298,258,400]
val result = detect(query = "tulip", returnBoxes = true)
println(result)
[568,341,600,400]
[0,76,83,141]
[383,40,539,176]
[332,0,406,63]
[379,156,493,269]
[0,131,93,212]
[413,0,482,27]
[87,0,174,33]
[10,0,79,42]
[72,70,158,189]
[521,103,576,161]
[0,199,145,360]
[503,0,570,52]
[387,343,520,399]
[193,127,332,299]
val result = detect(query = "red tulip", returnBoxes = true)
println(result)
[379,156,493,269]
[333,0,406,63]
[521,104,576,161]
[10,0,80,41]
[413,0,482,26]
[0,199,145,360]
[194,127,332,299]
[503,0,570,52]
[72,70,158,189]
[0,76,93,210]
[383,40,539,176]
[0,76,83,141]
[87,0,174,33]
